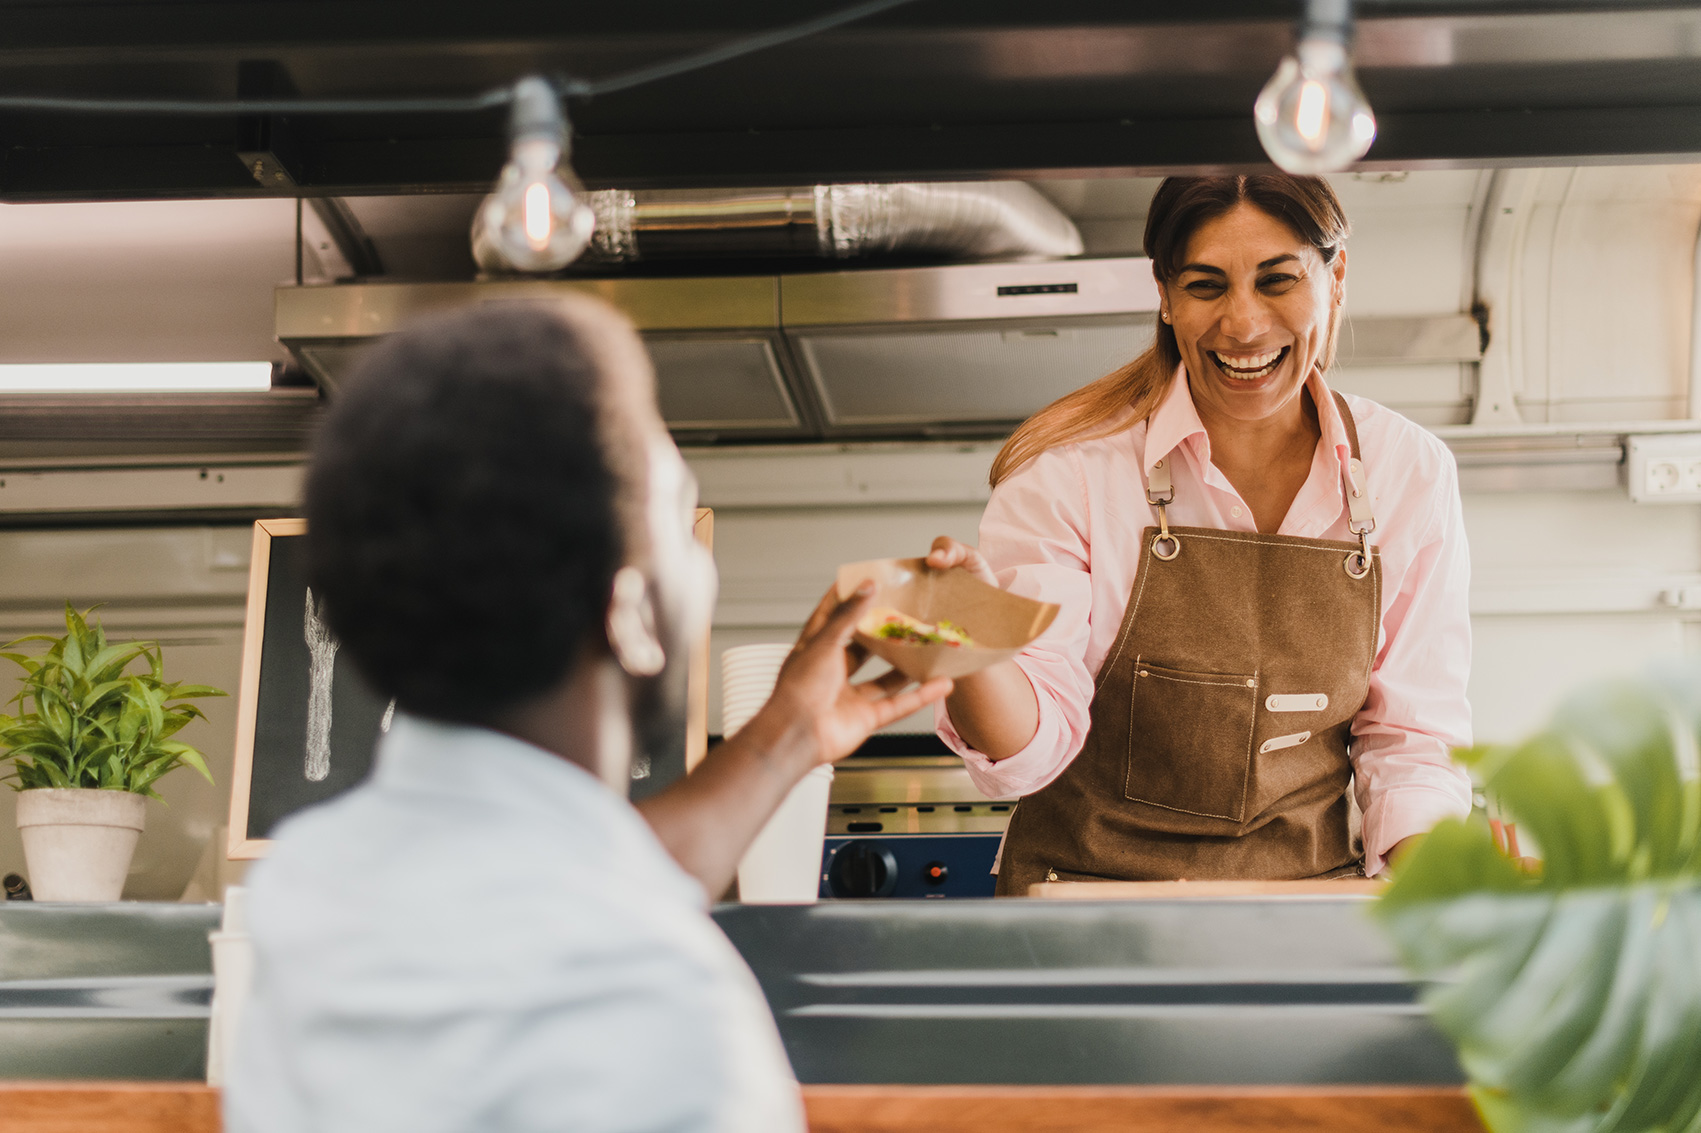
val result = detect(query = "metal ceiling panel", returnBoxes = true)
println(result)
[7,3,1701,197]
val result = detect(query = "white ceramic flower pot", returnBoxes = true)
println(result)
[15,788,146,902]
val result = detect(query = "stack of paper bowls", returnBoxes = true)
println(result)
[720,643,794,737]
[721,642,832,903]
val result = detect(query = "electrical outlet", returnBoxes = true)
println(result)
[1627,435,1701,503]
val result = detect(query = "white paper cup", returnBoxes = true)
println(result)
[720,644,793,737]
[722,706,767,736]
[205,929,254,1086]
[737,765,834,903]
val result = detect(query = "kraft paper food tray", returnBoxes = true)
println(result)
[835,557,1059,682]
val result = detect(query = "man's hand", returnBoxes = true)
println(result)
[749,582,953,773]
[636,581,951,898]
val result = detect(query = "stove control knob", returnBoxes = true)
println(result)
[923,862,949,886]
[828,840,899,898]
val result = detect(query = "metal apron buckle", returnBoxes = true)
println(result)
[1344,520,1374,579]
[1148,457,1179,560]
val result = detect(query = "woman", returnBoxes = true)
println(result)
[929,175,1473,894]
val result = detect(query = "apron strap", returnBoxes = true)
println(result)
[1143,390,1376,569]
[1332,391,1376,578]
[1145,453,1178,559]
[1331,391,1375,536]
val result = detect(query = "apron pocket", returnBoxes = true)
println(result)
[1123,660,1258,826]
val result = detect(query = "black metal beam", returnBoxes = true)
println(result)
[3,2,1701,198]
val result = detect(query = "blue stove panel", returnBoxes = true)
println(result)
[820,833,1001,899]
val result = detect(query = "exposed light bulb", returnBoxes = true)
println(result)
[1254,16,1376,174]
[471,77,596,274]
[1294,79,1328,145]
[522,181,553,249]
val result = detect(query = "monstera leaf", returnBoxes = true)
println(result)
[1377,669,1701,1133]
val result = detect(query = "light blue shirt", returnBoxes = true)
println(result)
[226,714,804,1133]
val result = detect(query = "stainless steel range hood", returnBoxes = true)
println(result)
[278,276,802,437]
[275,258,1481,441]
[276,259,1164,440]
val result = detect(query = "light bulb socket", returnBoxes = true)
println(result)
[508,76,567,148]
[1299,0,1352,42]
[1295,37,1350,72]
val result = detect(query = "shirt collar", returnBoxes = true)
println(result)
[1143,363,1354,484]
[1143,363,1208,478]
[365,711,710,908]
[375,711,615,815]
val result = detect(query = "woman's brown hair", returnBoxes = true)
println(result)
[988,174,1351,487]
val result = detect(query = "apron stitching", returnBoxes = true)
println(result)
[1137,673,1251,687]
[1125,796,1244,823]
[1099,534,1156,689]
[1124,664,1259,823]
[1122,650,1143,800]
[1235,667,1259,820]
[1173,530,1376,554]
[1368,570,1381,689]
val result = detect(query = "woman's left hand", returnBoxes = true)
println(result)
[1373,835,1422,880]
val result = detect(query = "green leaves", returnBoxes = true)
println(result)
[1377,669,1701,1133]
[0,603,225,798]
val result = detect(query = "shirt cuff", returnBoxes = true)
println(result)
[935,697,1069,800]
[1361,784,1472,877]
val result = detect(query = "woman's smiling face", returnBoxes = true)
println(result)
[1162,201,1346,426]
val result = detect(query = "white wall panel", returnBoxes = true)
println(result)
[1327,170,1485,316]
[1470,614,1691,744]
[1462,488,1701,738]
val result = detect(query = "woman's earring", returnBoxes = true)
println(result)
[1160,310,1171,323]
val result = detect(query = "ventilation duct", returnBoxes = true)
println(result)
[575,181,1084,265]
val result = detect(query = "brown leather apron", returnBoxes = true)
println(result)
[995,392,1381,895]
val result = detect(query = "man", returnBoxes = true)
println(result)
[226,297,950,1132]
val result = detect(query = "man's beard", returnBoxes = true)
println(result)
[625,610,693,800]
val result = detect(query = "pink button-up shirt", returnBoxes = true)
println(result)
[937,367,1474,876]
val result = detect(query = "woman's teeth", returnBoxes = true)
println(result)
[1210,348,1287,381]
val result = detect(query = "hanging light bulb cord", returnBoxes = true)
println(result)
[0,0,922,116]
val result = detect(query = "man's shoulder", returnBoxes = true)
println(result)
[249,779,708,961]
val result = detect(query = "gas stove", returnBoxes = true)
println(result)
[821,746,1015,899]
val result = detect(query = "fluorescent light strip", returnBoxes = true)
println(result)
[0,362,274,393]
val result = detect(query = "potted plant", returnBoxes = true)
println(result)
[1378,668,1701,1133]
[1,605,223,901]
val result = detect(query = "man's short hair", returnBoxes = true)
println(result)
[304,297,654,723]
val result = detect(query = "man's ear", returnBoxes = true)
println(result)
[606,566,666,677]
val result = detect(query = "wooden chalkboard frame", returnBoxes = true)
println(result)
[226,511,714,860]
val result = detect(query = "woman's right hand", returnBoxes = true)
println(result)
[927,536,1000,588]
[925,536,1040,758]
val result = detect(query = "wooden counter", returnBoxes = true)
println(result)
[0,1082,1486,1133]
[1028,879,1387,899]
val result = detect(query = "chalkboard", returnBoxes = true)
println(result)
[226,514,712,859]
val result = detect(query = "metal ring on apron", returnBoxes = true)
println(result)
[1344,550,1371,579]
[1152,533,1181,560]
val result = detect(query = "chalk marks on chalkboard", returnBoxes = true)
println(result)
[303,586,339,783]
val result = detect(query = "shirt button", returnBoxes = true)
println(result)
[1231,506,1244,519]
